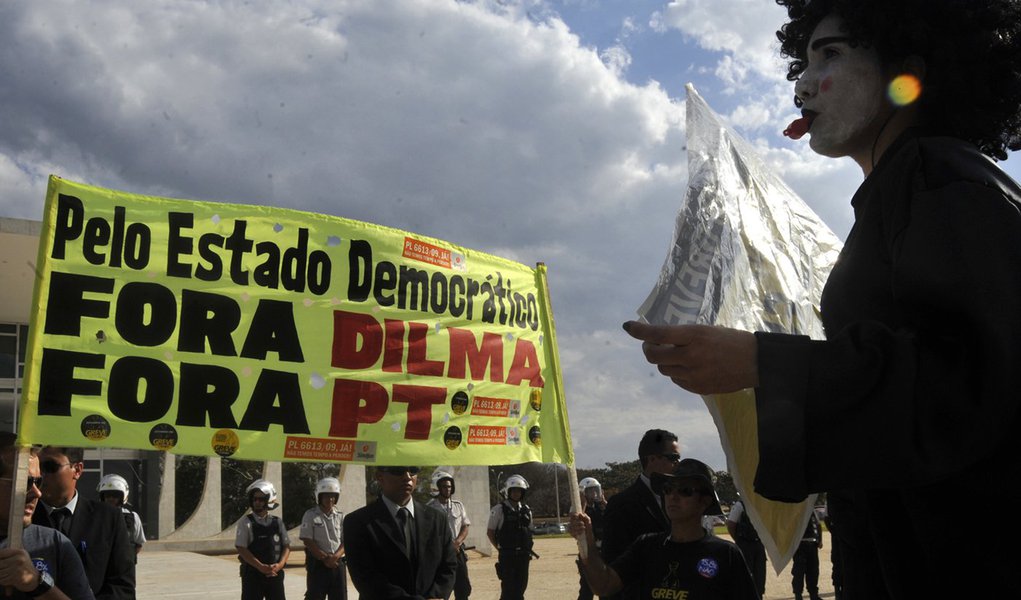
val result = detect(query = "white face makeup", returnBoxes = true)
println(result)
[794,14,892,163]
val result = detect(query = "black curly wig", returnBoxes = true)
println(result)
[775,0,1021,160]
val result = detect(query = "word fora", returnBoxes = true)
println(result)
[36,274,544,438]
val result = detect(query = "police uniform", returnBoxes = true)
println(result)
[727,500,766,597]
[426,496,472,600]
[299,505,346,600]
[791,512,821,600]
[487,500,533,600]
[236,512,290,600]
[120,506,145,560]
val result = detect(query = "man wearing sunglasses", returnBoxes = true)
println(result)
[343,467,456,600]
[0,434,94,599]
[601,429,680,600]
[31,447,134,600]
[572,458,757,600]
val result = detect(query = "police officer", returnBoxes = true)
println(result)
[791,511,823,600]
[300,477,346,600]
[487,475,532,600]
[426,471,472,600]
[236,479,291,600]
[97,474,146,560]
[726,497,766,598]
[576,477,606,600]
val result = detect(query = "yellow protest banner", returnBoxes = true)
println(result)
[18,176,574,467]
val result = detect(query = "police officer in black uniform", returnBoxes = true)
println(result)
[726,497,766,598]
[791,511,823,600]
[235,479,291,600]
[487,475,533,600]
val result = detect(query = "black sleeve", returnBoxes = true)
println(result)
[600,493,632,564]
[95,504,136,600]
[754,182,1021,500]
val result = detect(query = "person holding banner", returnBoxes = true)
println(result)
[571,458,757,600]
[624,0,1021,597]
[600,429,677,600]
[343,467,456,600]
[33,447,134,600]
[575,477,606,600]
[0,435,94,600]
[299,477,346,600]
[236,479,290,600]
[486,475,532,600]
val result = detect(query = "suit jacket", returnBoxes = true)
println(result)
[33,497,136,600]
[344,498,457,600]
[601,477,669,600]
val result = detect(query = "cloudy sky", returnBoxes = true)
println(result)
[4,0,1020,471]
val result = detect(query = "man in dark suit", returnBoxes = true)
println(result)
[600,429,680,600]
[344,466,457,599]
[33,446,135,600]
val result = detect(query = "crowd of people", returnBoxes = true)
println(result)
[0,434,837,600]
[6,0,1021,598]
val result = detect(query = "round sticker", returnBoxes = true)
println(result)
[444,426,463,450]
[451,391,469,415]
[529,389,543,412]
[528,425,541,446]
[80,415,111,441]
[149,424,179,450]
[697,557,720,578]
[211,429,240,457]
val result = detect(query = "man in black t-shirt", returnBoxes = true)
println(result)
[572,459,757,600]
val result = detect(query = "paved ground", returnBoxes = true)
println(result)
[138,533,836,599]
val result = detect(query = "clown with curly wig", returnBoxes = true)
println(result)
[624,1,1021,598]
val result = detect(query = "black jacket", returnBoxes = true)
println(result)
[755,130,1021,597]
[601,477,669,599]
[343,498,457,599]
[33,497,136,600]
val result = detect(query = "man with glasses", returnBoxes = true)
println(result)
[343,467,456,599]
[600,429,680,600]
[571,459,757,599]
[32,447,134,600]
[1,434,94,600]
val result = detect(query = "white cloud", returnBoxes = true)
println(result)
[0,0,695,468]
[657,0,788,88]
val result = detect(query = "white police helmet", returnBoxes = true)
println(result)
[430,470,455,496]
[501,474,529,498]
[97,474,130,503]
[246,479,279,510]
[315,477,341,501]
[579,477,601,493]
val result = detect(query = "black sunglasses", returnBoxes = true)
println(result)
[662,484,711,497]
[0,476,44,492]
[381,467,420,476]
[658,453,682,463]
[40,460,71,474]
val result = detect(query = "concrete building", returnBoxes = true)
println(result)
[1,216,492,554]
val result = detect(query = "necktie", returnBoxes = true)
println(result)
[397,507,414,559]
[51,507,72,536]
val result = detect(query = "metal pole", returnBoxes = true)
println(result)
[554,465,561,524]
